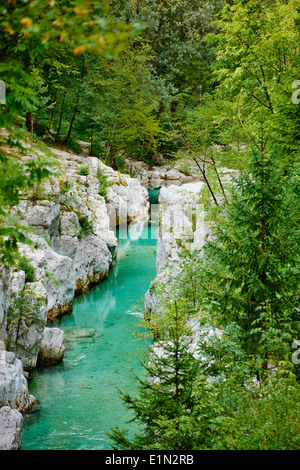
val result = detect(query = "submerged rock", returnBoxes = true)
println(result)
[64,327,97,342]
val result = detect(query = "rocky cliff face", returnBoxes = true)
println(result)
[155,182,207,273]
[0,144,150,449]
[0,146,149,349]
[145,181,209,315]
[144,167,238,315]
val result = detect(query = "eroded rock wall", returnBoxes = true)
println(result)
[0,145,150,449]
[145,181,209,315]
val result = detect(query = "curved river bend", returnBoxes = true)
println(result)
[22,221,157,450]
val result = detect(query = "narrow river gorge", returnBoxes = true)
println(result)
[21,219,157,450]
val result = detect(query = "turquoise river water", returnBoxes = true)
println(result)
[21,220,157,450]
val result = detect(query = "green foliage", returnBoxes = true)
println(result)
[90,141,106,159]
[181,94,248,159]
[96,168,110,198]
[78,217,94,238]
[64,139,82,155]
[217,376,300,450]
[18,256,36,283]
[201,144,300,365]
[128,0,225,90]
[0,0,138,130]
[0,141,56,264]
[59,179,73,194]
[0,1,137,263]
[193,326,300,450]
[109,300,201,450]
[207,0,300,161]
[78,165,89,176]
[114,104,160,161]
[86,41,166,164]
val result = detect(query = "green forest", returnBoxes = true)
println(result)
[0,0,300,451]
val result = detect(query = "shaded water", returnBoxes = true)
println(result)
[22,222,157,450]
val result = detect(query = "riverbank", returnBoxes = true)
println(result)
[0,141,150,449]
[0,138,236,449]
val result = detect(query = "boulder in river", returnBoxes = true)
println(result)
[37,327,65,366]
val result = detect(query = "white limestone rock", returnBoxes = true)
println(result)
[10,270,26,298]
[59,211,80,237]
[106,176,150,226]
[0,406,23,450]
[144,262,182,316]
[145,181,210,316]
[21,200,61,236]
[165,168,185,180]
[3,146,150,331]
[86,194,117,253]
[6,281,48,371]
[124,158,200,184]
[0,349,36,412]
[37,327,65,366]
[0,266,12,343]
[52,231,112,294]
[20,237,76,319]
[157,182,206,273]
[72,233,112,293]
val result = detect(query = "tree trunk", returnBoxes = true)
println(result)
[193,156,219,206]
[64,61,85,144]
[136,0,140,14]
[90,124,94,155]
[25,112,33,134]
[63,94,79,144]
[47,97,56,131]
[211,154,228,204]
[56,91,66,140]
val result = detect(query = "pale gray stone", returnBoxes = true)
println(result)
[6,282,48,371]
[37,327,65,366]
[0,350,36,412]
[0,266,11,343]
[59,211,80,237]
[22,201,61,236]
[0,406,23,450]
